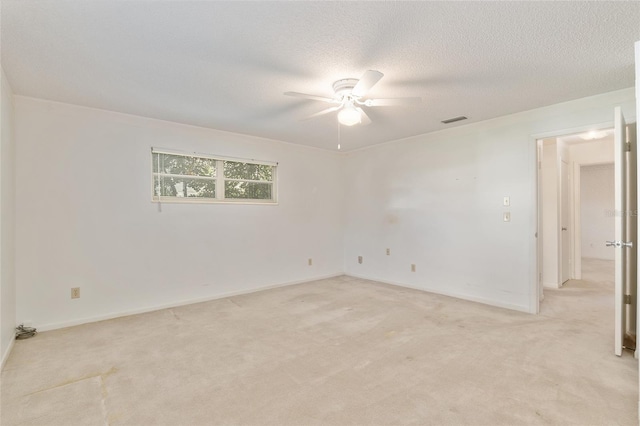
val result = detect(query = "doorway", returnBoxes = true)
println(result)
[535,117,638,356]
[538,129,614,290]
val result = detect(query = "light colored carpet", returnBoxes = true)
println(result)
[1,259,637,425]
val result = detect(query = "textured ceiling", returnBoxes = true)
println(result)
[2,1,639,151]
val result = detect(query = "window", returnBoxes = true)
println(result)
[153,152,217,200]
[224,161,274,200]
[152,150,277,203]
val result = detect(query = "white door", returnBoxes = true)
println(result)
[611,106,633,357]
[561,160,571,284]
[626,123,637,354]
[634,36,639,426]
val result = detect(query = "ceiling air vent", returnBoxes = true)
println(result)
[441,116,467,124]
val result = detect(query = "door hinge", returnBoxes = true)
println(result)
[624,294,633,304]
[626,142,632,152]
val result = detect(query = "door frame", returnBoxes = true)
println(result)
[530,121,613,313]
[559,157,571,285]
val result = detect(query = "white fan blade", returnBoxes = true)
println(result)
[303,105,342,120]
[284,92,336,103]
[366,97,422,106]
[356,107,371,125]
[352,70,384,97]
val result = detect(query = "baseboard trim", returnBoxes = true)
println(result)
[1,335,16,371]
[346,273,531,314]
[36,273,344,332]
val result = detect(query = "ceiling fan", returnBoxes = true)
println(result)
[284,70,421,126]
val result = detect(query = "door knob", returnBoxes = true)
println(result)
[562,227,567,231]
[606,241,634,248]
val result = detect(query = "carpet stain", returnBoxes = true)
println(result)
[100,375,110,426]
[228,298,242,308]
[102,366,118,379]
[535,410,551,423]
[25,367,118,397]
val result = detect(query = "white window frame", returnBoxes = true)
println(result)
[151,148,278,204]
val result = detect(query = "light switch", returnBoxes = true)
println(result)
[503,196,510,206]
[503,212,511,222]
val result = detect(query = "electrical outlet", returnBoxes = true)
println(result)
[71,287,80,299]
[308,258,312,266]
[411,264,416,272]
[358,256,363,264]
[386,248,390,255]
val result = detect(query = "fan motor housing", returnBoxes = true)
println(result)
[332,78,359,97]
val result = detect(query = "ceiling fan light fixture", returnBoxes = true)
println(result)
[338,105,361,126]
[286,70,420,127]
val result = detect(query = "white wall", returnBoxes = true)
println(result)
[580,164,615,260]
[541,141,558,287]
[11,87,638,329]
[14,97,345,330]
[570,139,614,165]
[343,88,636,313]
[1,68,16,366]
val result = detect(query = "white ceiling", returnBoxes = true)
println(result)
[557,129,614,146]
[2,1,639,151]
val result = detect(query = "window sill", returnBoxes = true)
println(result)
[151,198,278,206]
